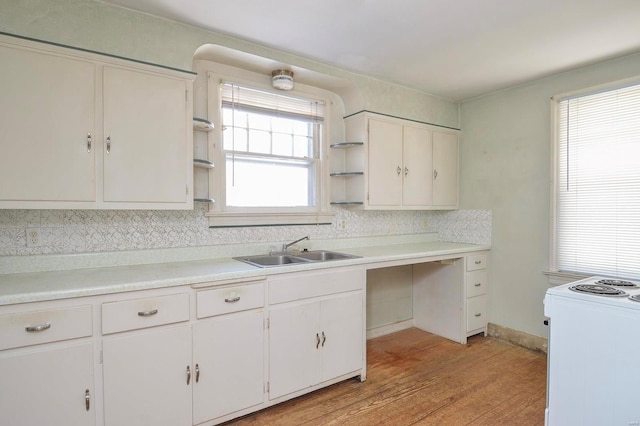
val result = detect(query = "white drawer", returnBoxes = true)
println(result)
[467,253,488,271]
[0,305,92,351]
[197,281,264,319]
[102,293,189,335]
[466,296,487,332]
[269,267,364,305]
[466,269,488,298]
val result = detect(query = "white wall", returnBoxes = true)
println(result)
[0,0,458,128]
[460,52,640,338]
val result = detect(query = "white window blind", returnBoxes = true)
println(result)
[557,82,640,279]
[221,82,324,123]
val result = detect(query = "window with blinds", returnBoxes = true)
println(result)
[556,81,640,279]
[220,82,324,208]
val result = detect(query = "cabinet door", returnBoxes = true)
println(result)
[103,66,189,204]
[103,325,192,426]
[0,44,96,202]
[192,310,264,423]
[319,292,364,382]
[402,125,433,206]
[0,342,95,426]
[268,300,320,400]
[432,131,459,207]
[368,118,403,206]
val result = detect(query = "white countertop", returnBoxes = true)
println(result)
[0,240,489,306]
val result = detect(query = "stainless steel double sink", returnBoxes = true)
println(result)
[234,250,360,268]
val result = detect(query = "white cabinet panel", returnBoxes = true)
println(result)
[192,310,264,422]
[269,299,320,399]
[433,131,459,208]
[466,296,487,332]
[319,292,363,382]
[103,66,189,204]
[403,125,433,206]
[0,342,95,426]
[368,118,403,206]
[0,43,96,202]
[103,324,192,426]
[0,304,92,350]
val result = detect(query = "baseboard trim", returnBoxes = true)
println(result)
[487,323,548,353]
[366,320,414,340]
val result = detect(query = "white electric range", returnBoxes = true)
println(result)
[544,276,640,425]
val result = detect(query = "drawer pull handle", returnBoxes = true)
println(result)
[474,283,482,287]
[186,365,191,385]
[316,333,321,349]
[321,331,326,347]
[138,309,158,317]
[224,296,240,303]
[475,260,482,265]
[195,364,200,383]
[475,313,482,317]
[85,389,91,411]
[25,323,51,332]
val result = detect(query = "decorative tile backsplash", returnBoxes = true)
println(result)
[0,205,491,256]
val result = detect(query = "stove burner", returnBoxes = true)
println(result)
[569,284,628,297]
[629,294,640,303]
[594,279,638,288]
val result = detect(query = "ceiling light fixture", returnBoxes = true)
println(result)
[271,69,294,90]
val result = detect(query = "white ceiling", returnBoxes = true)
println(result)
[104,0,640,101]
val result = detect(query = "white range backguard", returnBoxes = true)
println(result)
[544,277,640,426]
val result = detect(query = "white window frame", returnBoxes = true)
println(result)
[204,65,336,227]
[549,76,640,283]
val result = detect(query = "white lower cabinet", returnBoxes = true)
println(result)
[0,303,95,426]
[465,253,489,337]
[268,267,365,401]
[269,292,363,400]
[102,324,192,426]
[102,285,266,426]
[192,309,264,423]
[0,342,95,426]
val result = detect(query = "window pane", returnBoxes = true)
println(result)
[223,127,248,151]
[248,112,271,131]
[293,135,312,158]
[292,120,310,135]
[271,117,295,134]
[248,129,270,154]
[272,133,293,157]
[226,154,314,207]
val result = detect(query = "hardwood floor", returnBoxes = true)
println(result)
[228,328,547,426]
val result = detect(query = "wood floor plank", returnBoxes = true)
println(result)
[226,328,547,426]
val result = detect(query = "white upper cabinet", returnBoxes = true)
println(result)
[0,43,97,203]
[432,130,459,208]
[0,34,194,210]
[102,66,190,205]
[368,118,404,206]
[335,112,459,210]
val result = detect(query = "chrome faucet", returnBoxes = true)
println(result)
[282,235,310,252]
